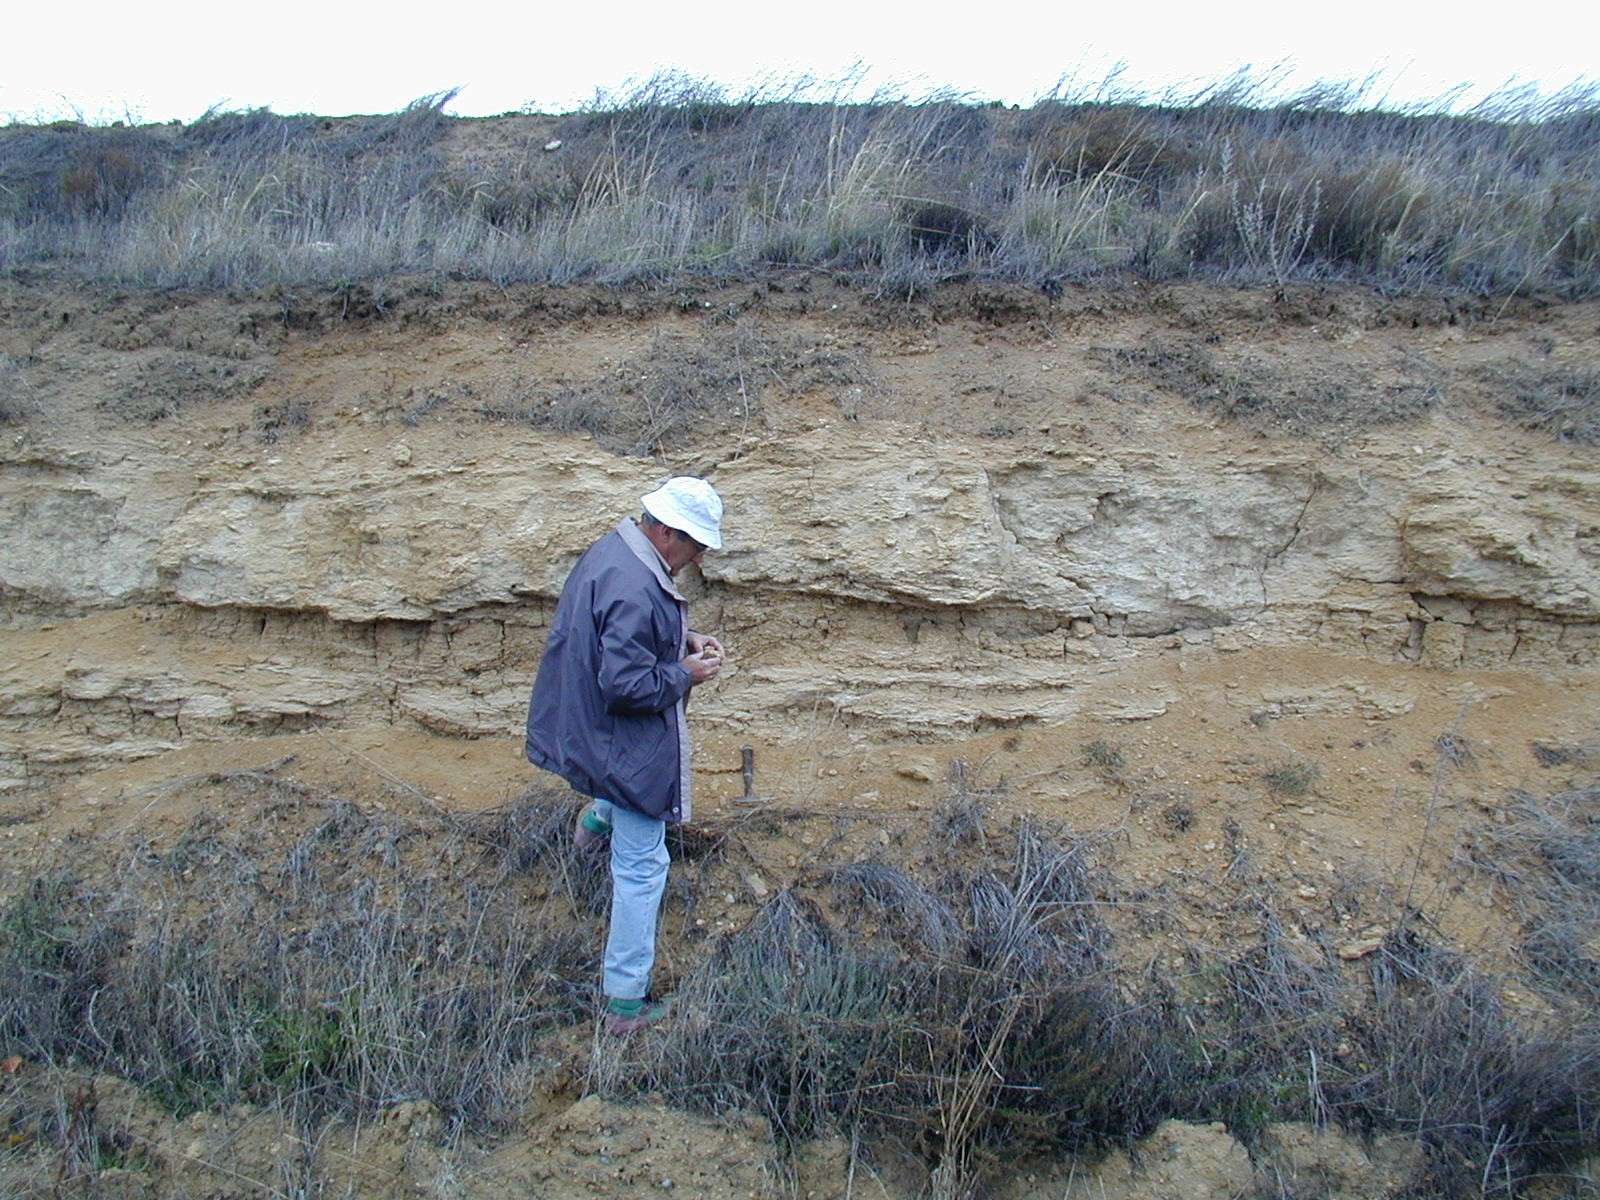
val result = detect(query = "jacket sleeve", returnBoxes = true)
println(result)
[594,586,692,716]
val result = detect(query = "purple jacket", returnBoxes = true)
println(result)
[525,519,694,821]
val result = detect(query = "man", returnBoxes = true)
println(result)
[525,476,726,1034]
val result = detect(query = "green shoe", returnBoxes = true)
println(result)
[575,807,612,852]
[604,995,671,1034]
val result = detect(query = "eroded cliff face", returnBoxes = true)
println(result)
[1,277,1597,792]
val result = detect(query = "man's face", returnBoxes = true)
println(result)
[644,520,708,575]
[661,527,708,576]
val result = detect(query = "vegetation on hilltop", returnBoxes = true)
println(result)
[1,73,1597,295]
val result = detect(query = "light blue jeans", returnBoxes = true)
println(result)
[590,799,670,1000]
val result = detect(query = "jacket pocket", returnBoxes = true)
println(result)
[607,711,672,779]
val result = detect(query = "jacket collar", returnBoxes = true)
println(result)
[615,518,686,602]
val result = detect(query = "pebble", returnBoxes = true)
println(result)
[1338,937,1383,961]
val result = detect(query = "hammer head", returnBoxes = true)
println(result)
[733,744,774,805]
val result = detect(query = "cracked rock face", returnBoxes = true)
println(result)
[11,425,1596,636]
[2,280,1597,786]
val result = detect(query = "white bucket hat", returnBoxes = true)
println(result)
[641,477,723,550]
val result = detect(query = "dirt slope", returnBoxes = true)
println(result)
[1,272,1597,1197]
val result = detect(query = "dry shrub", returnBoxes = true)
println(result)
[1334,931,1600,1196]
[1026,106,1198,192]
[1176,183,1237,268]
[5,769,1599,1195]
[1081,738,1127,776]
[254,397,311,443]
[1546,180,1600,276]
[825,862,960,954]
[1175,909,1344,1137]
[4,76,1598,293]
[0,124,179,222]
[478,320,871,455]
[0,877,116,1059]
[1308,160,1429,268]
[460,789,610,914]
[101,350,269,423]
[1477,359,1600,444]
[1094,340,1438,435]
[1176,145,1428,279]
[899,198,994,257]
[59,147,149,218]
[0,787,599,1130]
[1480,785,1600,1002]
[615,820,1162,1191]
[928,759,1000,852]
[569,71,764,138]
[1264,761,1321,798]
[435,166,557,233]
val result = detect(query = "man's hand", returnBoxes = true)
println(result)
[682,649,723,685]
[687,632,726,662]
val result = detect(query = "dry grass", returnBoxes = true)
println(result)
[476,320,871,456]
[100,350,269,423]
[1081,738,1126,777]
[1093,340,1440,435]
[0,785,599,1132]
[4,770,1599,1196]
[3,73,1598,296]
[607,818,1156,1197]
[1477,360,1600,445]
[1263,761,1322,798]
[1336,931,1600,1196]
[1478,785,1600,1004]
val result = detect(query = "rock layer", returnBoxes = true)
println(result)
[2,279,1597,786]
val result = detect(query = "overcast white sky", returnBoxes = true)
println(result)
[5,0,1597,123]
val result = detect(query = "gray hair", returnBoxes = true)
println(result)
[640,510,703,547]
